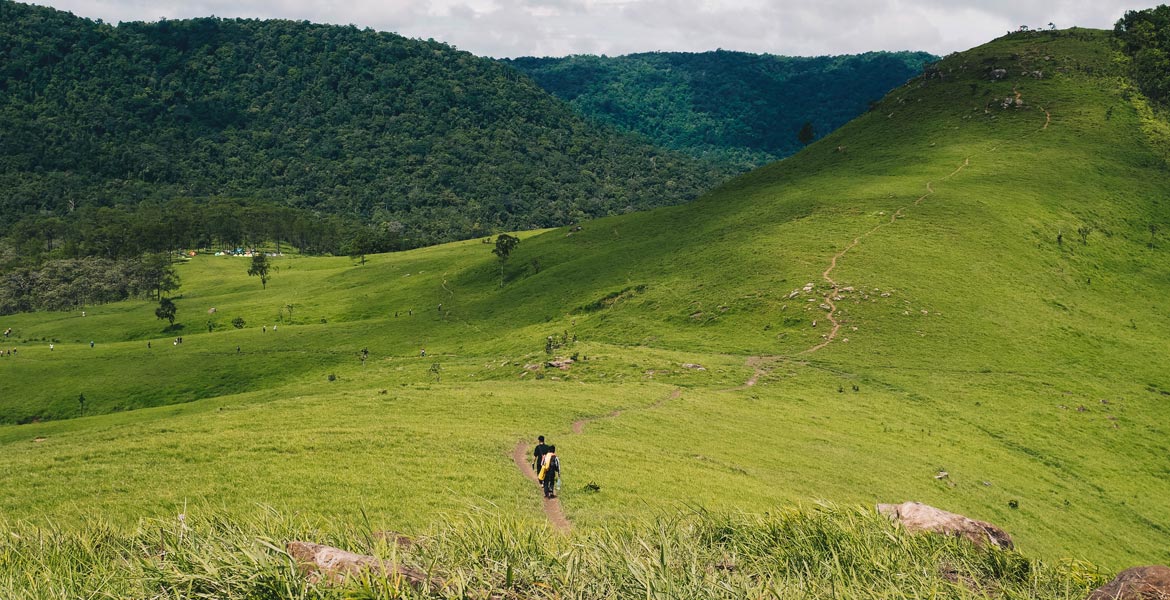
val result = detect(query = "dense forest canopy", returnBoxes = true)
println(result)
[1114,4,1170,106]
[0,0,728,265]
[503,50,937,170]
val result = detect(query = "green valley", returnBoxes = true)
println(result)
[504,50,936,170]
[1,15,1169,600]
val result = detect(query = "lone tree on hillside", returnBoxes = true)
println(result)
[155,297,177,326]
[343,228,376,266]
[138,253,180,300]
[798,121,816,146]
[492,233,519,286]
[248,254,271,289]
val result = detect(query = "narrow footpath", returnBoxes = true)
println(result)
[511,388,681,532]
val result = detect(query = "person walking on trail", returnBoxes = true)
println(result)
[539,445,560,499]
[533,436,550,472]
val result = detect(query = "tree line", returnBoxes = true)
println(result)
[2,197,390,267]
[0,253,177,315]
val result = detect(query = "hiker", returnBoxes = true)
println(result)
[49,343,54,351]
[539,445,560,499]
[147,341,151,349]
[533,436,550,472]
[89,341,94,348]
[420,348,426,357]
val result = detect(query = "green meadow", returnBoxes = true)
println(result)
[2,28,1169,596]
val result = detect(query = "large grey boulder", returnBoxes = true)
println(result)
[876,501,1013,549]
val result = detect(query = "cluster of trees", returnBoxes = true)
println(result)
[2,197,374,266]
[0,1,728,267]
[1115,5,1170,106]
[0,253,177,315]
[503,50,936,170]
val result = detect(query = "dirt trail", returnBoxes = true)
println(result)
[735,356,772,389]
[513,387,681,532]
[754,104,1053,371]
[800,158,971,355]
[511,441,571,533]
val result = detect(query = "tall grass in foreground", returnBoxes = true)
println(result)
[0,504,1107,599]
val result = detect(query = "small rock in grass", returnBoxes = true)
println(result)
[286,541,436,588]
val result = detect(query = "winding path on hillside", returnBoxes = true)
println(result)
[802,158,971,355]
[510,388,681,532]
[748,101,1053,380]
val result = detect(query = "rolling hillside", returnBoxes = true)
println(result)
[504,50,936,170]
[2,25,1169,596]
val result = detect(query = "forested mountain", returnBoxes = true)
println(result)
[0,0,728,264]
[504,51,936,170]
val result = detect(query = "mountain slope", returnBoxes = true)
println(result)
[0,0,727,253]
[2,26,1169,576]
[504,50,936,169]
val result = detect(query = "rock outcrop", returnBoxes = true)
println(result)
[286,541,435,588]
[1088,566,1170,600]
[876,501,1013,549]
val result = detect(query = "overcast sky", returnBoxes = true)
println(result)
[30,0,1152,58]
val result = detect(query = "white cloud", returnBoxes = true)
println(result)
[29,0,1149,58]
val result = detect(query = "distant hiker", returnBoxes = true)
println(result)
[420,348,426,357]
[438,303,442,312]
[147,341,151,349]
[273,325,277,332]
[409,309,413,316]
[237,346,241,354]
[81,311,86,317]
[394,311,398,318]
[539,445,560,499]
[89,341,94,348]
[49,343,54,351]
[263,326,266,333]
[533,436,550,472]
[3,327,9,337]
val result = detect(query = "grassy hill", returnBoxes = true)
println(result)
[2,26,1169,596]
[504,50,936,170]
